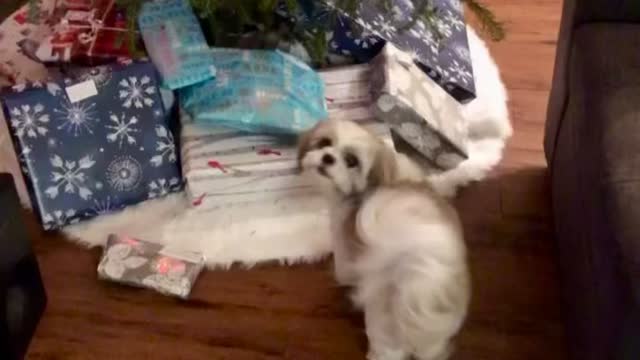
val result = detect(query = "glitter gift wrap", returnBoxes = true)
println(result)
[181,64,393,210]
[98,234,205,299]
[138,0,216,90]
[0,60,182,230]
[179,48,328,135]
[370,44,468,170]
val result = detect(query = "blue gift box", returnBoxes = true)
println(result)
[330,0,476,103]
[282,0,475,103]
[1,61,182,230]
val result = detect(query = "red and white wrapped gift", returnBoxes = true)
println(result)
[36,0,134,65]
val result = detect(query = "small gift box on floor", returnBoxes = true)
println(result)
[1,60,182,230]
[182,63,393,210]
[35,0,134,65]
[370,44,468,170]
[98,234,204,299]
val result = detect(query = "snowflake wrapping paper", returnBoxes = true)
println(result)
[327,0,475,103]
[0,61,182,230]
[97,234,204,299]
[370,43,468,170]
[275,0,385,66]
[182,64,393,210]
[179,48,328,135]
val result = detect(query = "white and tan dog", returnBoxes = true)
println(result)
[298,119,470,360]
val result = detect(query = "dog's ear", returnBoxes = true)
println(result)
[368,144,397,187]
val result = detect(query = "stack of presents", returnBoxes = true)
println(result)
[0,0,474,231]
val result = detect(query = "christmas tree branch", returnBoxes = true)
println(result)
[462,0,505,41]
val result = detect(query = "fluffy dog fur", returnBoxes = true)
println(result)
[298,120,470,360]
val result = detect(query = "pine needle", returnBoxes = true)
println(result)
[462,0,505,41]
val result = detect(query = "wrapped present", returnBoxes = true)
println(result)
[327,0,475,103]
[0,1,62,207]
[370,43,468,170]
[182,63,392,209]
[98,234,204,299]
[275,0,384,66]
[138,0,216,90]
[1,61,182,230]
[35,0,134,65]
[180,48,328,135]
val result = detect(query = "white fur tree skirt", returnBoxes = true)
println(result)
[62,27,510,268]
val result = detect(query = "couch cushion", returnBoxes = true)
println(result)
[569,23,640,297]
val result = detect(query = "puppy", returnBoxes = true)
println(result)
[298,119,470,360]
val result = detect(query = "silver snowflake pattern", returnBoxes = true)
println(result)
[453,44,471,62]
[118,76,156,108]
[42,209,79,230]
[11,82,60,96]
[54,99,97,136]
[443,10,465,31]
[373,14,397,39]
[391,5,406,22]
[434,18,453,39]
[423,28,441,54]
[148,177,181,199]
[150,125,177,167]
[106,156,143,192]
[9,104,50,138]
[87,197,122,216]
[447,0,464,12]
[448,60,472,84]
[46,82,62,96]
[105,113,139,148]
[44,154,96,200]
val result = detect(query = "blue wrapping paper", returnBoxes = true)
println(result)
[280,0,475,103]
[180,48,328,135]
[1,61,182,230]
[329,0,476,103]
[138,0,216,90]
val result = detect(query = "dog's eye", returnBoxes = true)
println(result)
[344,153,359,168]
[316,138,332,148]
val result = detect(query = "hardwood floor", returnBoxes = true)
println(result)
[26,1,567,359]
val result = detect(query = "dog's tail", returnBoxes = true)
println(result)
[391,252,470,360]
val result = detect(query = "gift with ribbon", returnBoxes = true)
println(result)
[35,0,134,65]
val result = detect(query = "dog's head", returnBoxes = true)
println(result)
[298,120,397,197]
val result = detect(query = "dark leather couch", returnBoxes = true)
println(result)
[545,0,640,359]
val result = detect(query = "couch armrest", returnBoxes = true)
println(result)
[544,0,640,166]
[574,0,640,24]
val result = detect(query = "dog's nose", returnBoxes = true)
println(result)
[322,154,335,165]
